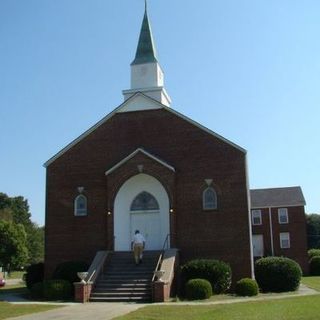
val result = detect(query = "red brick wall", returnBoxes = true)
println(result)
[252,206,308,273]
[45,108,252,281]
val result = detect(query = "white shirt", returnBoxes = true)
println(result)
[132,233,145,245]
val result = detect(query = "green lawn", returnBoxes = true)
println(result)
[0,283,28,297]
[302,276,320,291]
[0,283,62,320]
[7,271,25,280]
[115,277,320,320]
[0,301,60,320]
[115,295,320,320]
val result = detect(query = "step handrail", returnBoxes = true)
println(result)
[151,233,173,282]
[152,251,163,282]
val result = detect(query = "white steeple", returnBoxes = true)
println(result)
[122,2,171,106]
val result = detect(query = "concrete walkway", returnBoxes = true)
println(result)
[3,284,319,320]
[7,302,145,320]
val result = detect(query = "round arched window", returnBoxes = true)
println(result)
[130,191,159,211]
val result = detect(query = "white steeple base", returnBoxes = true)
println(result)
[122,87,171,107]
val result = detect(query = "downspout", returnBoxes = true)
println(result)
[245,154,255,278]
[268,207,274,256]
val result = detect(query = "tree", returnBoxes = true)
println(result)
[0,220,29,271]
[306,214,320,249]
[0,192,44,265]
[25,223,45,264]
[0,193,31,226]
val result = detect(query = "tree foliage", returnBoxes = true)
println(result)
[0,220,29,270]
[25,223,45,264]
[0,193,31,226]
[0,192,44,266]
[306,214,320,249]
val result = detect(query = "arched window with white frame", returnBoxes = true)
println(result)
[74,194,87,216]
[130,191,159,211]
[202,187,217,210]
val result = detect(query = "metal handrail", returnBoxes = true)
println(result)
[152,252,163,282]
[151,233,172,282]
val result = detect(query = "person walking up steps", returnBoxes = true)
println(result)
[131,230,146,265]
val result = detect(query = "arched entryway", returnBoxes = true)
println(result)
[114,173,170,251]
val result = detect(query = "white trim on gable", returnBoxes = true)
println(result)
[105,148,175,176]
[44,92,246,167]
[118,91,164,112]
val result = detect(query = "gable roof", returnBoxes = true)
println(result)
[44,92,246,167]
[250,186,306,208]
[105,148,175,176]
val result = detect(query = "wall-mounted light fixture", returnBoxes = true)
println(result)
[107,211,112,216]
[170,208,174,213]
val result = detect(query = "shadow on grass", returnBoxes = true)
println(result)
[0,283,32,303]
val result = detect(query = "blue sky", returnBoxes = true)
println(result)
[1,0,319,226]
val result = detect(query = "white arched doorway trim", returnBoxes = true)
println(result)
[114,173,170,251]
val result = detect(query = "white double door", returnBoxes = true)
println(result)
[130,211,162,250]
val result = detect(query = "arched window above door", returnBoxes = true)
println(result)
[130,191,159,211]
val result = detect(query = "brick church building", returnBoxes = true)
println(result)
[44,4,307,297]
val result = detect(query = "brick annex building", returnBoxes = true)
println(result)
[44,5,308,299]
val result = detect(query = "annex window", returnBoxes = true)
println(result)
[278,208,289,224]
[280,232,290,249]
[130,191,159,211]
[74,195,87,216]
[252,210,262,225]
[203,187,217,210]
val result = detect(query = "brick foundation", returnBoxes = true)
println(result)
[74,282,92,303]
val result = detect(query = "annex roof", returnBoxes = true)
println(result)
[105,148,175,176]
[44,92,246,168]
[250,186,306,208]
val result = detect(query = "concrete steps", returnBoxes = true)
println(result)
[90,251,160,302]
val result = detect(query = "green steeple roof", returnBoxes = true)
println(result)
[131,4,158,65]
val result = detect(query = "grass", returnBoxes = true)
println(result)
[115,295,320,320]
[115,277,320,320]
[0,282,28,296]
[0,301,60,320]
[7,271,25,280]
[0,282,63,319]
[302,276,320,291]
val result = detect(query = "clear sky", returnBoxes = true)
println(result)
[1,0,319,226]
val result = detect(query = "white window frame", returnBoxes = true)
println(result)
[251,209,262,226]
[280,232,290,249]
[278,208,289,224]
[202,187,217,210]
[74,194,87,216]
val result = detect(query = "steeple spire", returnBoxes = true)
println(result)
[122,1,171,107]
[131,1,157,65]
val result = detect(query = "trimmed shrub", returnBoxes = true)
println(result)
[235,278,258,297]
[309,256,320,276]
[43,279,72,300]
[30,282,44,300]
[308,249,320,260]
[52,261,89,284]
[255,257,302,292]
[181,259,232,294]
[25,262,44,290]
[185,278,212,300]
